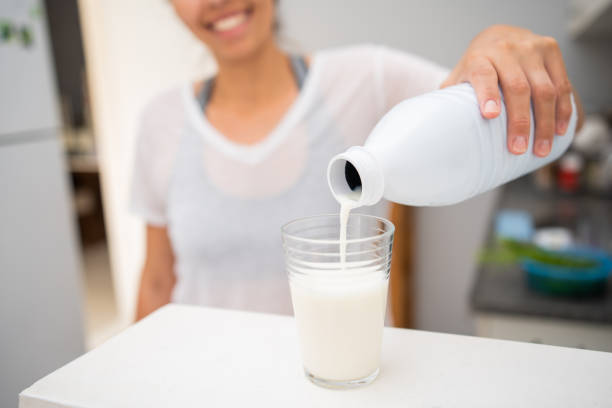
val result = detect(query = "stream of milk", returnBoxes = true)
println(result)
[338,188,361,266]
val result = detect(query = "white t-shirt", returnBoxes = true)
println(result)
[131,44,448,315]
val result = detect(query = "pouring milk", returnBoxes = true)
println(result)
[290,83,577,387]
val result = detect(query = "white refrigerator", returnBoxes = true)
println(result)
[0,0,85,406]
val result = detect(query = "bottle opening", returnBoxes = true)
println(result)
[328,158,363,203]
[328,147,384,207]
[344,161,362,192]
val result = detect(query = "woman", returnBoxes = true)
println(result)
[133,0,584,320]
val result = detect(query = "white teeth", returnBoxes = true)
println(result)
[213,13,247,32]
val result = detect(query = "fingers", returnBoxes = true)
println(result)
[468,57,501,119]
[542,37,573,135]
[491,56,531,155]
[523,58,556,157]
[456,31,573,158]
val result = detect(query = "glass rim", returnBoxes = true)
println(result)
[281,213,395,245]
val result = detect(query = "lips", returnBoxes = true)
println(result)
[204,6,254,34]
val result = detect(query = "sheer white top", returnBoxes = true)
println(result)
[131,44,448,314]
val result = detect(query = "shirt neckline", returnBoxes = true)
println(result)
[181,53,323,165]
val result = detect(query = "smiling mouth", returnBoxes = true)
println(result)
[204,5,255,33]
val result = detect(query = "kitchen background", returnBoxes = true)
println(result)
[1,0,611,406]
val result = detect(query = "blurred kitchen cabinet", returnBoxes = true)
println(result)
[70,167,106,246]
[472,245,612,353]
[475,313,612,352]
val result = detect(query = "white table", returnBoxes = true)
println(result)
[20,305,612,407]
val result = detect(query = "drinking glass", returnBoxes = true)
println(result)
[282,214,394,388]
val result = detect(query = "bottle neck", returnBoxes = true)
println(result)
[327,146,385,207]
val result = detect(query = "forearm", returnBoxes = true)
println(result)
[137,225,176,321]
[135,270,174,321]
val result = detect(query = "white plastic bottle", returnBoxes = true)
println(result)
[327,83,577,207]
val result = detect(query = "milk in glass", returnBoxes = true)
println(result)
[290,269,388,381]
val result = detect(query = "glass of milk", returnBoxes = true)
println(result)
[282,214,394,388]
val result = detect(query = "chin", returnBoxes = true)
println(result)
[212,37,270,63]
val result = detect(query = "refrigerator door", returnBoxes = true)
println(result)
[0,132,85,407]
[0,0,60,137]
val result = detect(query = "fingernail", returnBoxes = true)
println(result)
[556,120,568,135]
[483,99,498,116]
[536,139,551,156]
[513,136,527,153]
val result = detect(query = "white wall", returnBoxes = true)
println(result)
[279,0,612,334]
[78,0,215,324]
[279,0,612,113]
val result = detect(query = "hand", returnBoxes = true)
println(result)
[442,25,582,157]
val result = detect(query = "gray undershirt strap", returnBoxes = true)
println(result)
[196,54,309,111]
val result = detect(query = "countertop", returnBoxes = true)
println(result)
[472,263,612,323]
[20,304,612,407]
[472,176,612,323]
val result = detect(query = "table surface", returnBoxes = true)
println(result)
[20,305,612,408]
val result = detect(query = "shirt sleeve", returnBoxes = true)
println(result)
[374,46,450,114]
[130,89,183,226]
[130,116,167,226]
